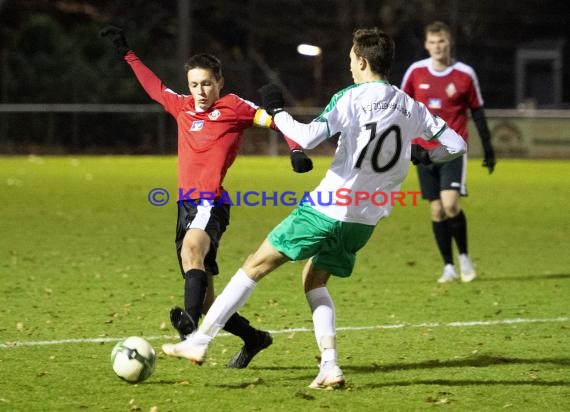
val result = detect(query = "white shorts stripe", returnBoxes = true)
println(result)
[460,152,468,196]
[187,204,213,230]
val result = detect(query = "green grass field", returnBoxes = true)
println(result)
[1,156,569,411]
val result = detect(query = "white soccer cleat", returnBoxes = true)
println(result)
[459,254,477,282]
[437,263,458,283]
[308,362,345,389]
[161,337,208,365]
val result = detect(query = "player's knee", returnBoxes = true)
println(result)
[443,203,460,218]
[183,237,208,256]
[430,205,445,221]
[180,246,206,269]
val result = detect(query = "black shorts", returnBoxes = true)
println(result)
[417,154,467,201]
[175,201,230,276]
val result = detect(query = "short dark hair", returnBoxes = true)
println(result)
[184,53,223,80]
[352,28,395,76]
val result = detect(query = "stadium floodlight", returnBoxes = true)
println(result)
[297,44,323,103]
[297,44,322,57]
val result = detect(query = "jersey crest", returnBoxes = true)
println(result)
[445,83,457,98]
[208,109,221,120]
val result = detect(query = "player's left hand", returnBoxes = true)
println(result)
[410,144,431,165]
[259,83,285,117]
[290,150,313,173]
[482,147,496,174]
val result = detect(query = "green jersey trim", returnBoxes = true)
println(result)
[430,120,447,140]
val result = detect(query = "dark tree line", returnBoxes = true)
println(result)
[0,0,568,153]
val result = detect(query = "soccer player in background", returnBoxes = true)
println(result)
[162,27,467,388]
[400,21,496,283]
[100,26,313,368]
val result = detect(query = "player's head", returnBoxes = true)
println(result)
[185,53,224,111]
[350,28,394,83]
[424,21,452,64]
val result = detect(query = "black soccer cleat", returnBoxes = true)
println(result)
[169,306,196,341]
[227,330,273,369]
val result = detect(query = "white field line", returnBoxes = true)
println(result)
[1,316,567,349]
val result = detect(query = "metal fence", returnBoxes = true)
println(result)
[1,104,569,158]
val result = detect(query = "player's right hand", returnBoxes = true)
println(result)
[99,25,130,56]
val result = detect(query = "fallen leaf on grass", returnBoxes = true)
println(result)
[239,377,264,389]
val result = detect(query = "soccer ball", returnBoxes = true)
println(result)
[111,336,156,383]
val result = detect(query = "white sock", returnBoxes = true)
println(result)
[306,287,337,365]
[198,269,257,339]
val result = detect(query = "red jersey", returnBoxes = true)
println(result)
[400,58,484,150]
[125,51,301,199]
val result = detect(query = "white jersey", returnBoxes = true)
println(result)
[274,80,463,225]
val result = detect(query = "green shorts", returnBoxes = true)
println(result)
[267,204,375,277]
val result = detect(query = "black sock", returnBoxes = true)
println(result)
[183,269,207,327]
[432,220,453,265]
[448,210,468,255]
[223,313,257,345]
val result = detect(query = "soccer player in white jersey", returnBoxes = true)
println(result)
[401,21,496,283]
[162,27,467,388]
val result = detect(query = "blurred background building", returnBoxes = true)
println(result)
[0,0,569,156]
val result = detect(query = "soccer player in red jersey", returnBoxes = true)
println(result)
[401,21,495,283]
[101,26,313,368]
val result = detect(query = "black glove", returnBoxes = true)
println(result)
[410,144,432,165]
[99,25,130,56]
[259,83,285,117]
[290,150,313,173]
[482,144,496,174]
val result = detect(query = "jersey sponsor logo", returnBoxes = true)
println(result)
[190,120,204,131]
[419,83,430,89]
[361,101,411,118]
[446,82,457,97]
[428,98,442,110]
[208,109,221,120]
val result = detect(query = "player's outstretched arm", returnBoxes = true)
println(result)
[471,107,496,174]
[100,26,180,110]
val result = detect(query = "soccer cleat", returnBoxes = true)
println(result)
[170,306,196,341]
[437,263,458,283]
[161,336,208,365]
[227,330,273,369]
[459,254,477,282]
[308,362,345,389]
